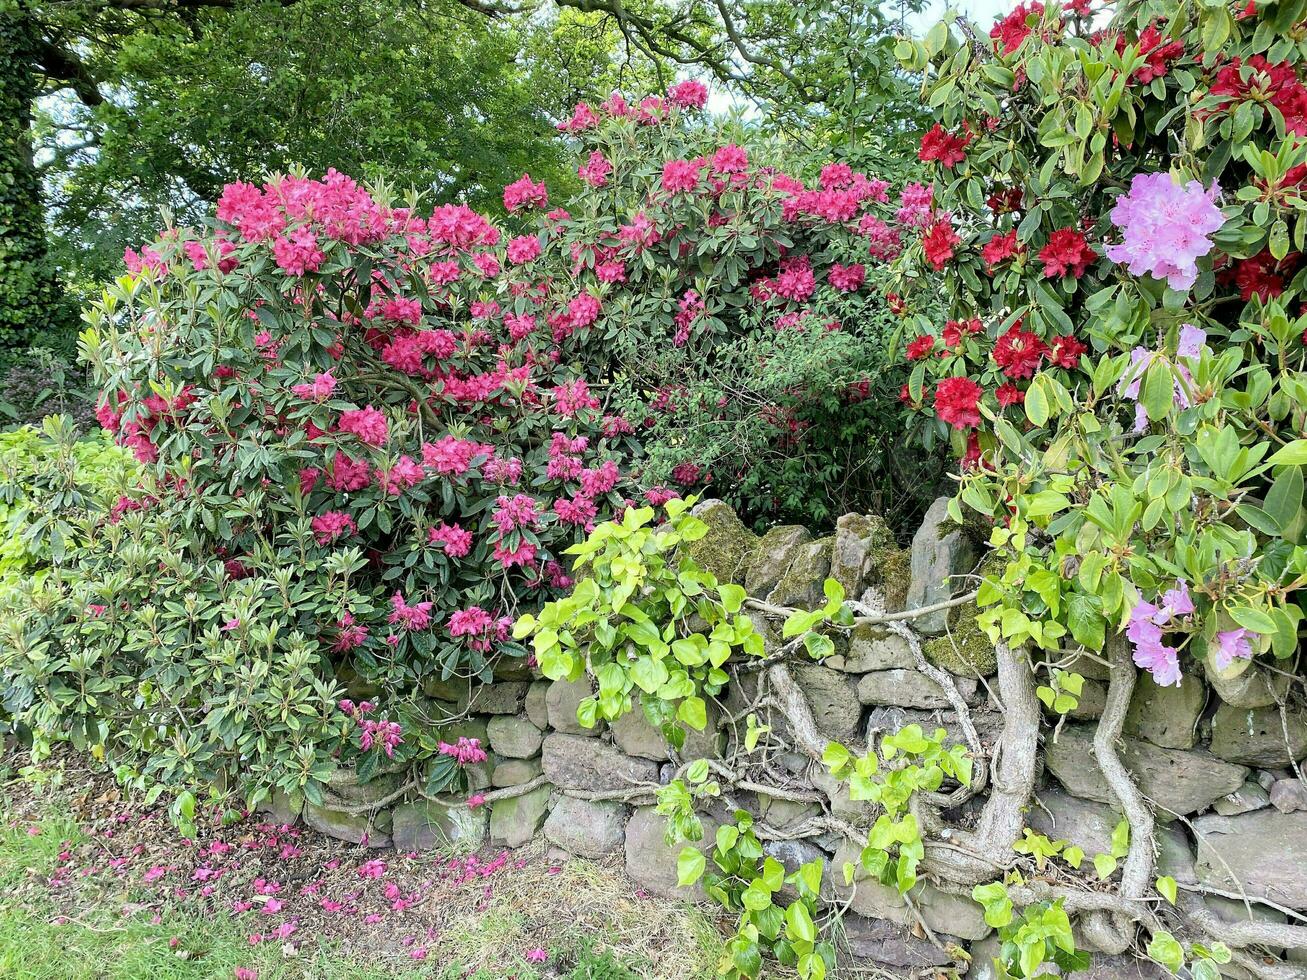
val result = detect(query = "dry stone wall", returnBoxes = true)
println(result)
[269,498,1307,977]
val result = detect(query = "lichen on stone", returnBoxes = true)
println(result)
[923,609,988,675]
[867,545,911,612]
[767,536,834,608]
[683,499,761,585]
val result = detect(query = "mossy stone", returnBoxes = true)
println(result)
[767,536,834,609]
[867,546,911,612]
[684,499,761,585]
[922,609,997,676]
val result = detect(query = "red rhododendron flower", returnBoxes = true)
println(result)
[990,2,1044,56]
[934,376,984,430]
[1232,250,1297,301]
[919,124,972,168]
[906,335,936,360]
[993,324,1049,379]
[1039,227,1097,279]
[981,230,1024,272]
[942,318,983,347]
[922,218,961,270]
[1050,334,1088,369]
[995,383,1026,407]
[1121,24,1185,84]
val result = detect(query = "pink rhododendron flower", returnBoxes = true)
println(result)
[502,174,548,212]
[1213,628,1253,670]
[1106,172,1225,291]
[338,406,388,447]
[388,592,433,631]
[428,522,473,557]
[661,159,704,194]
[439,737,489,765]
[667,79,708,109]
[291,371,337,401]
[311,511,357,545]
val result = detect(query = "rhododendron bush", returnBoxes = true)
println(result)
[538,87,942,528]
[1,165,641,798]
[890,0,1307,695]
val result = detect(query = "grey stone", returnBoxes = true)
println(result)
[491,757,543,788]
[1271,779,1307,814]
[1194,810,1307,909]
[546,677,599,735]
[968,938,1170,980]
[610,701,723,762]
[857,668,978,709]
[1157,824,1198,887]
[624,806,718,901]
[1046,723,1248,816]
[838,913,955,970]
[830,513,894,599]
[303,802,392,848]
[830,839,989,940]
[809,767,876,824]
[1205,662,1292,709]
[755,793,822,834]
[767,537,834,609]
[525,680,550,729]
[391,797,485,852]
[790,662,863,741]
[1124,673,1206,749]
[1027,789,1122,857]
[838,624,916,672]
[468,681,530,715]
[906,496,976,635]
[541,732,659,793]
[763,839,827,879]
[1210,704,1307,768]
[421,675,472,706]
[683,499,759,585]
[486,714,544,759]
[321,765,405,806]
[493,657,536,681]
[1213,780,1271,816]
[257,789,303,826]
[544,796,628,859]
[744,525,812,598]
[489,784,552,848]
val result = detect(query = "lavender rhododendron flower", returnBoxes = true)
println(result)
[1125,580,1197,687]
[1119,324,1207,432]
[1213,628,1253,671]
[1106,172,1224,291]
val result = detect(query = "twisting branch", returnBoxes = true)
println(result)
[1081,635,1155,955]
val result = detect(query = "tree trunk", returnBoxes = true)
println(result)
[0,4,72,350]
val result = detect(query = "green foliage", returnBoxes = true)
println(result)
[633,326,948,532]
[0,417,136,594]
[823,723,971,895]
[665,788,834,980]
[896,0,1307,687]
[0,7,75,347]
[516,498,764,740]
[970,889,1088,980]
[1146,929,1232,979]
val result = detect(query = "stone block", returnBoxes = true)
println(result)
[790,662,863,742]
[468,681,530,715]
[1209,703,1307,768]
[1046,723,1247,816]
[744,525,812,598]
[541,732,659,793]
[489,784,552,848]
[1194,810,1307,909]
[683,499,759,585]
[624,806,717,901]
[391,797,485,852]
[544,796,628,859]
[546,677,599,735]
[486,714,544,759]
[906,496,976,635]
[491,757,543,788]
[856,668,978,709]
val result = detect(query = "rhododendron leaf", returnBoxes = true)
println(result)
[1141,360,1175,421]
[1228,605,1276,635]
[1266,440,1307,467]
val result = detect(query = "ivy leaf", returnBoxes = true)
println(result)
[1093,853,1118,879]
[718,584,746,614]
[1062,845,1084,869]
[677,696,708,732]
[784,900,817,943]
[1146,930,1186,973]
[629,656,669,694]
[1156,875,1178,905]
[803,632,835,660]
[676,847,705,887]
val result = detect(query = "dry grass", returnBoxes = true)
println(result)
[0,751,726,979]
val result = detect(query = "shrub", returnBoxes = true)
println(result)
[890,2,1307,698]
[533,93,943,531]
[0,417,136,593]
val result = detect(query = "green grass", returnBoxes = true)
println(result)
[0,779,714,980]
